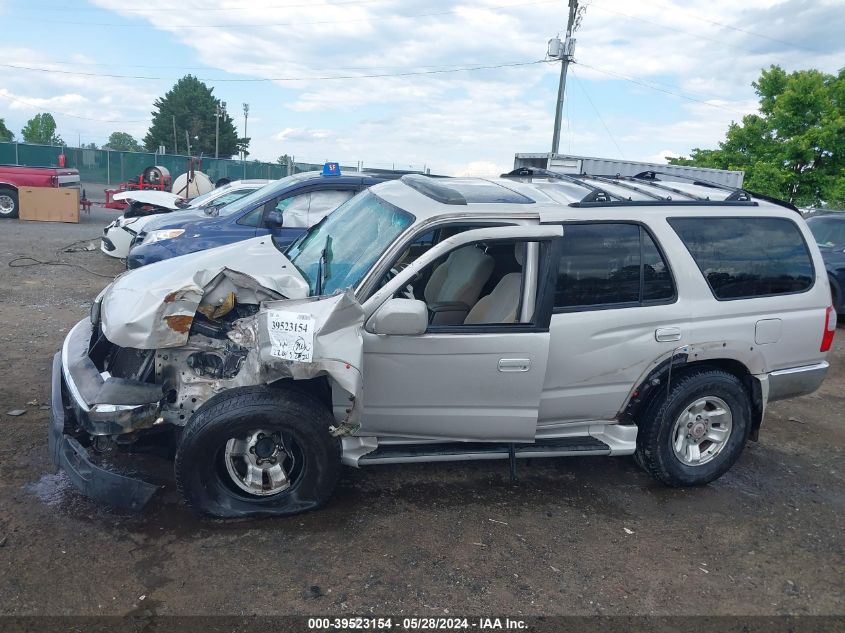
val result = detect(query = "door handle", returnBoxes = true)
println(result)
[655,327,682,342]
[498,358,531,372]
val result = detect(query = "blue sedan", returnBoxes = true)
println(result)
[806,213,845,314]
[126,167,395,269]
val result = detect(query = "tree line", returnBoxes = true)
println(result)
[0,75,249,159]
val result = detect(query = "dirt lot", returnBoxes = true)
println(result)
[0,208,842,618]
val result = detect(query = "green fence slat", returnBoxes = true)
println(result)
[0,142,290,185]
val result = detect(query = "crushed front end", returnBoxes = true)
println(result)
[49,247,365,511]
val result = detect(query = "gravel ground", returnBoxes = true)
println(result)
[0,209,842,618]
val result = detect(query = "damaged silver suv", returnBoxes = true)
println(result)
[50,170,836,517]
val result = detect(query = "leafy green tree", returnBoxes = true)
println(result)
[0,119,14,142]
[669,65,845,207]
[21,113,63,145]
[276,153,291,165]
[143,75,241,158]
[104,131,141,152]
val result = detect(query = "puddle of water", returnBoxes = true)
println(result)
[26,471,74,507]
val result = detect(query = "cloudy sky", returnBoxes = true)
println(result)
[0,0,843,175]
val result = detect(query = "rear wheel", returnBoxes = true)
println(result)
[0,188,19,219]
[175,386,341,517]
[635,369,751,487]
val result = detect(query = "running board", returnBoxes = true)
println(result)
[357,436,611,465]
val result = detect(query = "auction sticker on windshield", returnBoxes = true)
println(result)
[267,310,315,362]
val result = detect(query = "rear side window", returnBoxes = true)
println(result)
[668,217,814,300]
[554,223,675,309]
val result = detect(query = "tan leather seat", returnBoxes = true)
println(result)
[464,244,526,324]
[464,273,522,324]
[424,246,494,307]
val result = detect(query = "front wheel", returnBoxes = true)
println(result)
[0,188,19,219]
[175,386,341,517]
[635,369,751,487]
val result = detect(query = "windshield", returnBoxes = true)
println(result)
[807,216,845,247]
[287,191,414,296]
[215,172,316,217]
[187,187,227,208]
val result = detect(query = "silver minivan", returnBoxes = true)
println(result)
[50,171,836,516]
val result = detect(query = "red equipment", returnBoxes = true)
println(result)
[103,166,173,210]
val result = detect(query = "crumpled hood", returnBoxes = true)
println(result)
[113,190,183,210]
[101,237,310,349]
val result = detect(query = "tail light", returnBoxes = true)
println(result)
[820,306,836,352]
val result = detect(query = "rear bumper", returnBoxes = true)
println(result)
[49,352,159,511]
[765,361,829,402]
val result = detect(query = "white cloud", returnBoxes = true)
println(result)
[3,0,843,172]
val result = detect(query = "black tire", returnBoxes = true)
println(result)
[0,188,19,219]
[175,385,341,517]
[634,368,751,487]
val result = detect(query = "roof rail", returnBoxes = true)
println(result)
[634,169,746,195]
[609,174,708,201]
[634,170,800,213]
[400,174,467,205]
[583,174,668,201]
[502,167,623,203]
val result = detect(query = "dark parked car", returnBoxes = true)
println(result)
[806,212,845,313]
[126,165,403,269]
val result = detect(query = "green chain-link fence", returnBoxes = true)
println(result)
[0,142,288,184]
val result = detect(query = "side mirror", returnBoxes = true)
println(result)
[265,209,284,228]
[369,298,427,335]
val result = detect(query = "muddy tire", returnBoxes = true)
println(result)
[0,188,19,219]
[175,386,341,518]
[634,369,751,487]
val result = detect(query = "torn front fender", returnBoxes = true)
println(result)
[230,289,366,433]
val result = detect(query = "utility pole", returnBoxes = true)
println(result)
[242,103,249,161]
[550,0,580,154]
[172,115,178,154]
[215,101,227,158]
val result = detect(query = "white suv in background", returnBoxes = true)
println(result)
[52,170,835,517]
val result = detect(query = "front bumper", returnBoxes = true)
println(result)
[49,352,159,510]
[101,226,135,259]
[50,319,164,509]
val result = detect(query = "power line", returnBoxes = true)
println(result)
[3,0,558,28]
[587,3,762,55]
[0,59,549,83]
[643,0,819,53]
[14,57,531,72]
[570,70,624,159]
[12,0,395,12]
[575,62,751,116]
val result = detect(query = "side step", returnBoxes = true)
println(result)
[358,436,611,465]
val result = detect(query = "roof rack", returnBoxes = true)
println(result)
[633,170,802,213]
[503,166,754,207]
[634,170,749,198]
[502,167,623,203]
[583,174,668,201]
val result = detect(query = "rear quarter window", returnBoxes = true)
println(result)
[668,217,814,300]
